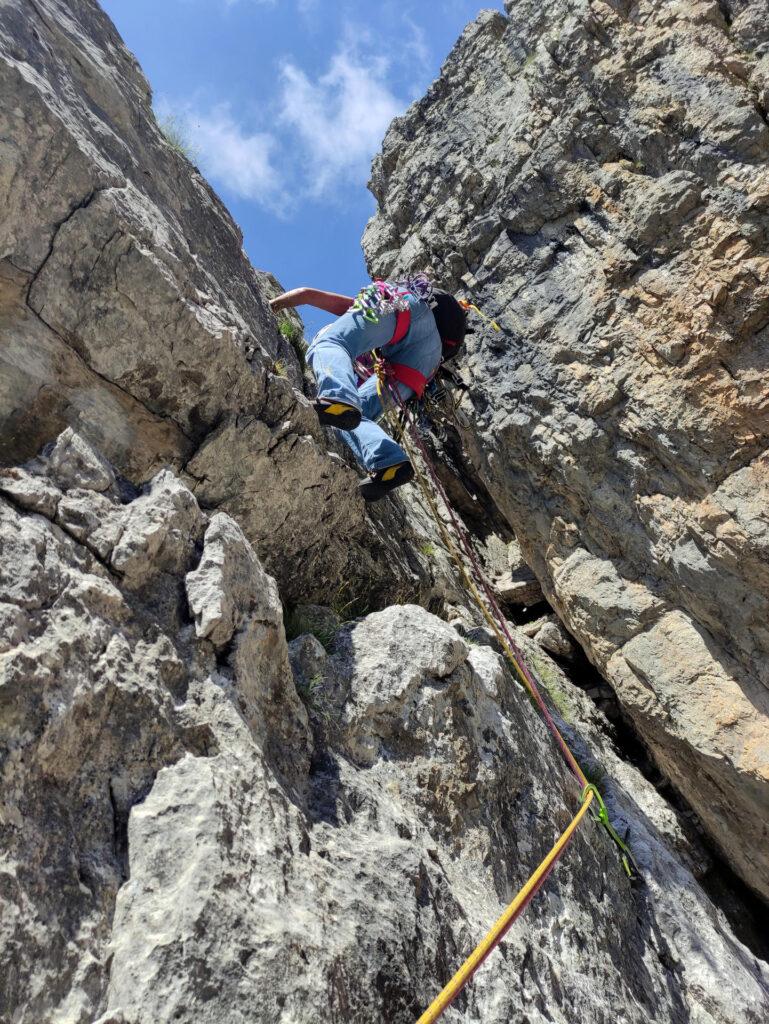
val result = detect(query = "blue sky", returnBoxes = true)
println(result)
[101,0,504,337]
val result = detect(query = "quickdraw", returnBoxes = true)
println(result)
[351,273,433,322]
[458,297,502,331]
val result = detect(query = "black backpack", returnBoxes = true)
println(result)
[430,290,470,363]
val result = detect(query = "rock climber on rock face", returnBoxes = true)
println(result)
[269,275,468,501]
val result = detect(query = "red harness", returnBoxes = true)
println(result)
[383,309,429,397]
[358,308,457,399]
[388,308,412,346]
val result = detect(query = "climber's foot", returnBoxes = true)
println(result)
[359,461,415,502]
[313,398,361,431]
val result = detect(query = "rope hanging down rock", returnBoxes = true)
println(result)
[370,358,637,1022]
[416,790,596,1024]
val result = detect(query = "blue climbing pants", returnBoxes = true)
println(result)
[306,296,442,472]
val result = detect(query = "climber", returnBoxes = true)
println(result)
[269,276,468,501]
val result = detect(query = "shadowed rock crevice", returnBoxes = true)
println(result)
[548,634,769,962]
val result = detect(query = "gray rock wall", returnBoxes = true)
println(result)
[0,0,429,610]
[2,432,767,1023]
[362,0,769,901]
[2,1,769,1019]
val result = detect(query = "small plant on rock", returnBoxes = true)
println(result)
[285,606,338,651]
[278,318,298,342]
[530,653,573,724]
[157,113,199,162]
[297,673,333,724]
[278,316,307,372]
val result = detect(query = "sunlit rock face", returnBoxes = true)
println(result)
[1,1,769,1021]
[363,0,769,901]
[2,431,767,1024]
[0,0,428,609]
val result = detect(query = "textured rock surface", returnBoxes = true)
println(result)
[363,0,769,899]
[2,434,768,1023]
[0,0,436,609]
[3,1,769,1020]
[534,618,579,660]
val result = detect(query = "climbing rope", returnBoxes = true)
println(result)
[458,297,502,332]
[416,788,596,1024]
[378,364,587,784]
[369,356,636,1022]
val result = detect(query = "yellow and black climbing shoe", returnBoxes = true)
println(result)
[313,398,361,431]
[359,461,415,502]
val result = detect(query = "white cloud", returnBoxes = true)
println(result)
[193,106,281,202]
[157,98,282,206]
[404,18,430,67]
[155,24,414,211]
[398,13,431,98]
[278,49,404,195]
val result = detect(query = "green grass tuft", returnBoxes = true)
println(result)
[296,673,333,724]
[278,316,307,372]
[530,653,573,724]
[279,319,298,342]
[285,607,338,651]
[157,113,199,162]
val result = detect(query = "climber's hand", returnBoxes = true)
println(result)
[270,288,306,312]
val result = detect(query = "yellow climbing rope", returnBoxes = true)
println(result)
[416,788,596,1024]
[369,356,636,1022]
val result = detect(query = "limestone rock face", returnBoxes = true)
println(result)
[363,1,769,899]
[3,0,769,1019]
[0,0,426,608]
[2,434,768,1023]
[0,431,310,1022]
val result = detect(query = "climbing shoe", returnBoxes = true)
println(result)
[313,398,361,431]
[359,461,415,502]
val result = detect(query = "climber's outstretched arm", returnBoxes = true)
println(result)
[269,287,354,316]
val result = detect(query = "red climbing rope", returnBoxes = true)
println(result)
[366,362,635,1022]
[384,372,587,785]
